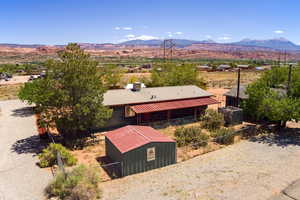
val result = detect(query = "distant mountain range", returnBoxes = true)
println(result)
[1,37,300,51]
[119,37,300,51]
[119,39,215,48]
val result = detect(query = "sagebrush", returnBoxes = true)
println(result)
[38,143,77,168]
[175,126,209,148]
[212,128,235,145]
[200,109,224,131]
[46,165,101,200]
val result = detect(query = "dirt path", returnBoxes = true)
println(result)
[102,139,300,200]
[0,100,51,200]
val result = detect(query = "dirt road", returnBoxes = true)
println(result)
[0,100,51,200]
[102,139,300,200]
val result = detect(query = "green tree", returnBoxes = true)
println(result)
[243,66,300,127]
[19,43,112,142]
[150,63,206,88]
[100,64,124,89]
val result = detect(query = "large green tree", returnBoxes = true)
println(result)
[19,43,112,141]
[150,63,206,88]
[243,66,300,127]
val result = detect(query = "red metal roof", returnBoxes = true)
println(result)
[130,97,219,114]
[104,125,175,153]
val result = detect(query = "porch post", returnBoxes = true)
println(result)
[194,107,197,120]
[167,110,171,122]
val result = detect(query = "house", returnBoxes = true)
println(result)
[224,86,287,107]
[237,65,250,70]
[103,84,219,128]
[104,125,176,177]
[196,65,212,71]
[217,64,231,71]
[224,86,248,107]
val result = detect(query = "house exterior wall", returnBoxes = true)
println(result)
[104,99,211,129]
[225,96,244,107]
[104,106,135,129]
[121,142,176,177]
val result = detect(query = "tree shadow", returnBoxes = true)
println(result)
[249,128,300,148]
[11,135,48,156]
[11,107,35,117]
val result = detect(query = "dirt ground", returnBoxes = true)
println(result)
[101,135,300,200]
[121,71,261,89]
[0,84,22,100]
[0,75,29,85]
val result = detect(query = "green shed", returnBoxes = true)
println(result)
[104,125,176,177]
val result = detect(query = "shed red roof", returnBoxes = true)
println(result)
[104,125,175,153]
[130,97,219,114]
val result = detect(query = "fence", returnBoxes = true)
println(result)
[47,133,67,178]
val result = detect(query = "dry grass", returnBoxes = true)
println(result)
[121,71,261,89]
[201,71,262,88]
[0,83,22,100]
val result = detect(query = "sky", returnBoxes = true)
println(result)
[1,0,299,45]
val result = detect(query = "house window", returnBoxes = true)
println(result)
[147,147,156,161]
[125,106,136,118]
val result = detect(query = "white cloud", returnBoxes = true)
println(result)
[134,35,159,40]
[205,35,212,39]
[218,36,232,41]
[166,31,183,37]
[123,27,132,30]
[114,26,133,31]
[174,32,183,35]
[274,30,284,34]
[126,34,135,38]
[121,35,160,41]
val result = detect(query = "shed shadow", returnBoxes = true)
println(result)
[249,128,300,148]
[96,156,121,179]
[11,135,48,156]
[11,107,35,117]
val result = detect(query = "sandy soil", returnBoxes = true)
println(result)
[0,75,30,85]
[101,138,300,200]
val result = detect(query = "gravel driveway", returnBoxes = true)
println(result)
[102,138,300,200]
[0,100,51,200]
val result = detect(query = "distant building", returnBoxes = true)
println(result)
[224,86,287,107]
[196,65,212,71]
[217,64,231,71]
[224,86,248,107]
[237,65,250,69]
[103,84,219,129]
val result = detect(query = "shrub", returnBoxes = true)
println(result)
[38,143,77,168]
[212,128,235,145]
[200,109,224,131]
[46,165,101,200]
[174,126,209,148]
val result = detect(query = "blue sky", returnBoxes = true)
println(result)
[1,0,299,45]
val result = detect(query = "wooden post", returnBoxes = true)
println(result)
[194,107,197,120]
[167,110,171,122]
[236,68,241,107]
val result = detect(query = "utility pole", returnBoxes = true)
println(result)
[287,64,292,96]
[161,39,175,62]
[236,68,241,107]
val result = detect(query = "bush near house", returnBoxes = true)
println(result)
[38,143,77,168]
[212,128,235,145]
[45,165,101,200]
[200,109,224,131]
[174,126,209,148]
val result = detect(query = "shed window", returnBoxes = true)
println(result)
[125,106,136,118]
[147,147,156,161]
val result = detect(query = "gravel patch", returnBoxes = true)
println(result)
[102,139,300,200]
[0,100,52,200]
